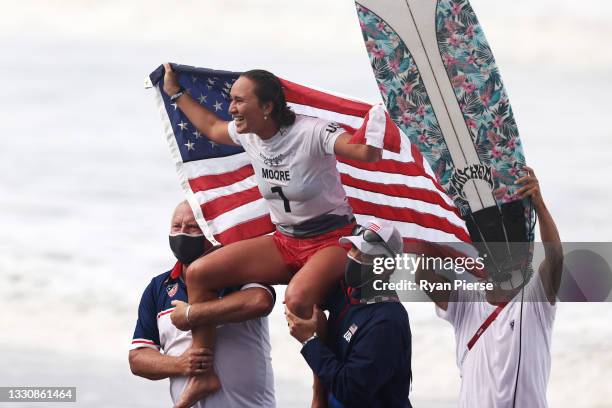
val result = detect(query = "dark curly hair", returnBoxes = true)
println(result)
[241,69,296,127]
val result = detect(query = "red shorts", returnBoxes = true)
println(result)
[272,223,355,272]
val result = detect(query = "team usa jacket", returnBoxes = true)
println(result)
[301,282,413,408]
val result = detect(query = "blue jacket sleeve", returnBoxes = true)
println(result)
[131,279,161,350]
[301,320,402,407]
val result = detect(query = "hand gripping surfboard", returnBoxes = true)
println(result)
[355,0,535,287]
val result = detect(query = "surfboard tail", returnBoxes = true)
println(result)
[466,199,535,288]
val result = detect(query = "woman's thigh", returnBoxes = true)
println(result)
[187,235,293,292]
[285,245,347,316]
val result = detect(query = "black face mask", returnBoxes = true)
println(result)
[169,233,206,265]
[344,257,376,288]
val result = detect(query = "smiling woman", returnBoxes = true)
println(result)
[235,69,297,134]
[161,63,383,408]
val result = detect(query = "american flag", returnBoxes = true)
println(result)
[147,64,471,255]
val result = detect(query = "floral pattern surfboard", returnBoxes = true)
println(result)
[356,0,527,218]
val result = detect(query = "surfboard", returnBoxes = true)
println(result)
[355,0,534,285]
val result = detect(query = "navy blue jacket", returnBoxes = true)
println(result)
[301,282,412,408]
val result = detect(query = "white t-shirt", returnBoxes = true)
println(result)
[227,115,353,233]
[158,284,275,408]
[164,318,275,408]
[436,275,556,408]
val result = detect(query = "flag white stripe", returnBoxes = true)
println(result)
[382,142,414,163]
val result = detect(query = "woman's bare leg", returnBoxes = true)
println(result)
[285,245,348,318]
[285,245,347,408]
[175,235,291,408]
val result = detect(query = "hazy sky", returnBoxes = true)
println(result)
[1,0,610,96]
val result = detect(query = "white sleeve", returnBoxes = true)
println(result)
[436,289,466,328]
[240,283,276,305]
[227,120,243,146]
[436,289,456,323]
[525,272,556,328]
[312,118,346,156]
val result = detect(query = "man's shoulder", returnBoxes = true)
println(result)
[362,303,409,336]
[373,302,409,324]
[346,303,410,351]
[351,302,408,332]
[146,270,174,291]
[367,300,407,313]
[138,269,177,305]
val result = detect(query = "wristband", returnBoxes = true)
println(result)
[170,87,185,102]
[185,304,192,328]
[302,333,318,346]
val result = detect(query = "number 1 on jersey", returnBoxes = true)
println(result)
[271,186,291,213]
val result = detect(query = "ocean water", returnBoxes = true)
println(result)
[1,1,611,407]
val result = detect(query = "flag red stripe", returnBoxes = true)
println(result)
[384,111,401,152]
[280,78,371,117]
[410,143,424,168]
[349,111,370,146]
[344,109,401,153]
[339,173,461,216]
[348,197,471,242]
[214,215,275,244]
[341,125,358,133]
[189,165,255,193]
[201,186,263,221]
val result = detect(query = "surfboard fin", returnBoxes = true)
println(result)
[466,200,532,288]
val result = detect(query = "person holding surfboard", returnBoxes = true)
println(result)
[416,167,562,408]
[161,63,383,408]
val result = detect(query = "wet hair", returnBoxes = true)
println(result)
[241,69,296,127]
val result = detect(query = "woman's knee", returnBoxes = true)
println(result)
[284,285,313,319]
[185,256,215,288]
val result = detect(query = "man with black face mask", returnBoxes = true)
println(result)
[129,201,276,408]
[285,219,413,408]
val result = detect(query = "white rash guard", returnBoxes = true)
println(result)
[436,274,556,408]
[228,114,354,237]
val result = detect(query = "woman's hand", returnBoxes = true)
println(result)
[163,62,181,96]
